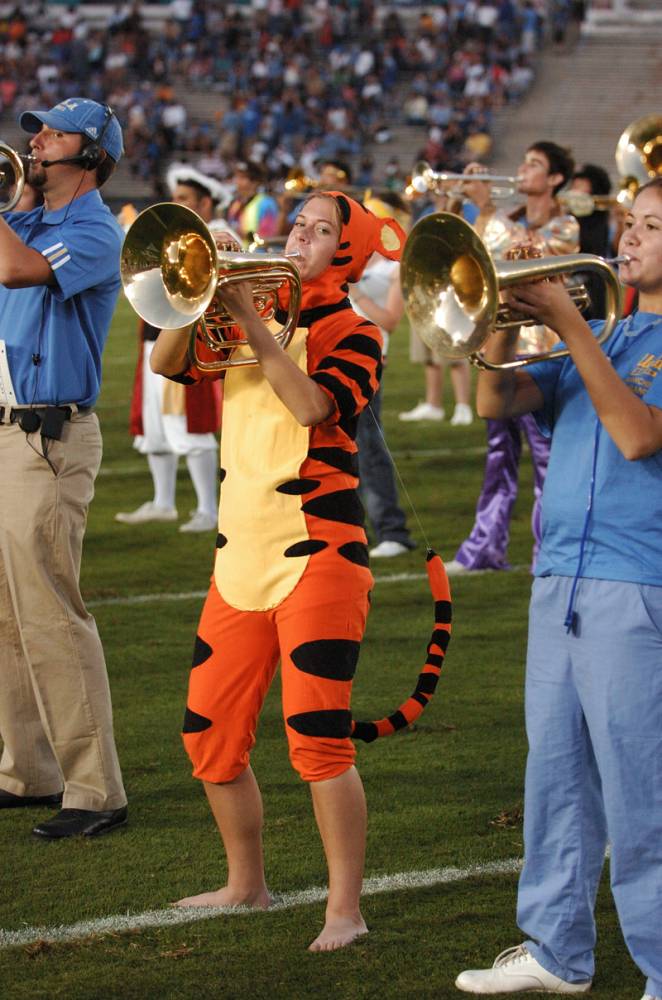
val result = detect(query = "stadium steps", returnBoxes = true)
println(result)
[486,31,662,182]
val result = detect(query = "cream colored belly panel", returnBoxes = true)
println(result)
[214,325,311,611]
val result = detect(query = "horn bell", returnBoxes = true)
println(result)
[0,142,28,213]
[121,202,218,330]
[400,212,498,359]
[401,212,623,371]
[615,115,662,188]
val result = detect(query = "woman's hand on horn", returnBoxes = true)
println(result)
[217,279,257,325]
[502,276,578,333]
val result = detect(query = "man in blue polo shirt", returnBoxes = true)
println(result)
[0,98,128,838]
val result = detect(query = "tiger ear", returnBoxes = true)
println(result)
[379,221,405,257]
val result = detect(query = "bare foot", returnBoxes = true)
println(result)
[174,886,271,909]
[308,915,368,952]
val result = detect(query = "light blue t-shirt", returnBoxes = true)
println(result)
[527,312,662,586]
[0,189,123,407]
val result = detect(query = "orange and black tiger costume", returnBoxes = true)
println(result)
[171,193,451,785]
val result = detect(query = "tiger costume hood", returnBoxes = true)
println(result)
[278,192,407,312]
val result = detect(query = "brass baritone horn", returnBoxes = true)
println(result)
[0,142,31,213]
[400,212,623,371]
[120,203,302,372]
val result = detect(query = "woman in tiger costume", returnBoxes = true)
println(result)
[151,192,411,952]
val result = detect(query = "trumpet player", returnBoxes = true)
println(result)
[0,99,128,838]
[446,140,578,576]
[456,177,662,1000]
[150,193,406,951]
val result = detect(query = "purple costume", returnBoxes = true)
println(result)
[454,208,579,572]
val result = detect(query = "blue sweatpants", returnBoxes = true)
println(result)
[518,576,662,995]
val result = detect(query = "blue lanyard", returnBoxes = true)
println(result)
[563,416,601,633]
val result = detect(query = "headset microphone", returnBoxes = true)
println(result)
[42,154,90,168]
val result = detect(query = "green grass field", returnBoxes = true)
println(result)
[0,300,642,999]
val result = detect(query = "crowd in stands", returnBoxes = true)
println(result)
[0,0,557,199]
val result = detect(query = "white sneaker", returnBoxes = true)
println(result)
[179,510,217,533]
[455,945,592,994]
[369,540,410,558]
[398,401,445,422]
[450,403,474,426]
[445,559,471,575]
[115,501,178,524]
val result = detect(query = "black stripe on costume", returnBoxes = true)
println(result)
[334,333,382,364]
[276,478,320,495]
[428,628,450,653]
[182,706,212,733]
[338,413,359,441]
[192,635,213,667]
[290,638,360,680]
[338,541,369,567]
[425,653,443,669]
[336,195,351,224]
[352,720,378,743]
[287,709,352,738]
[169,373,197,385]
[311,371,356,418]
[332,255,352,267]
[416,673,440,695]
[275,299,351,329]
[302,489,365,525]
[387,709,408,732]
[338,240,350,249]
[308,447,359,476]
[284,539,328,558]
[316,355,373,402]
[434,599,452,624]
[412,691,429,708]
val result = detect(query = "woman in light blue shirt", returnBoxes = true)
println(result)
[455,179,662,999]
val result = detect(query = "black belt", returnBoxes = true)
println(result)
[0,405,92,433]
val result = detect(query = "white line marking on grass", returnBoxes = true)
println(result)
[0,857,521,950]
[87,575,426,608]
[87,567,528,609]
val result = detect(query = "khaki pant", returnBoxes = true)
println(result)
[0,413,126,810]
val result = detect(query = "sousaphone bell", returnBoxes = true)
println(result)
[401,212,623,370]
[120,202,302,371]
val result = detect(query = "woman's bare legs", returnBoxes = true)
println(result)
[308,765,368,952]
[176,765,271,909]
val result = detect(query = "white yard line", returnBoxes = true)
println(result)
[0,857,521,950]
[87,566,526,609]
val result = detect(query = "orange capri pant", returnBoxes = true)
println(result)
[182,563,372,784]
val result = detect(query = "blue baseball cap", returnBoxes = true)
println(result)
[20,98,123,163]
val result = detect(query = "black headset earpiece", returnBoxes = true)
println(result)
[76,143,102,171]
[77,104,114,171]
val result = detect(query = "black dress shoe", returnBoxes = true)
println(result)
[0,788,63,809]
[32,806,128,839]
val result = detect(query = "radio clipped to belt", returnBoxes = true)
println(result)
[7,405,86,439]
